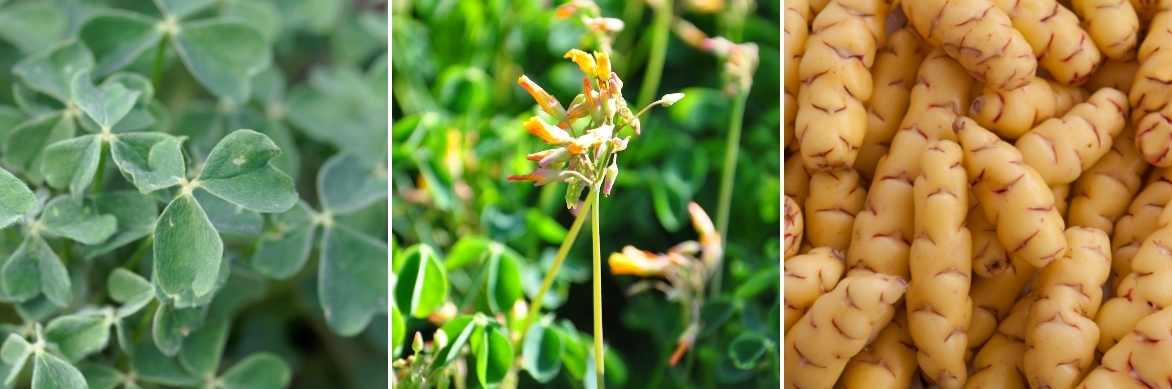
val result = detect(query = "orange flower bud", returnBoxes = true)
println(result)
[608,246,670,277]
[524,117,574,145]
[517,75,566,119]
[688,202,722,267]
[564,49,597,77]
[507,168,561,186]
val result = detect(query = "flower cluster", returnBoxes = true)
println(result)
[674,18,759,96]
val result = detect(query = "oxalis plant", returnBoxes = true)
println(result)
[0,1,389,388]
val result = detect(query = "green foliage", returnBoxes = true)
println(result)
[0,0,388,388]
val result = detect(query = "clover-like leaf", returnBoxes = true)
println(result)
[472,322,513,388]
[78,9,165,77]
[391,244,444,320]
[0,1,68,54]
[1,334,30,366]
[220,353,291,389]
[318,154,387,214]
[250,201,315,279]
[86,191,158,258]
[178,318,228,377]
[5,114,76,184]
[728,332,771,370]
[40,135,101,195]
[319,225,388,335]
[172,20,270,103]
[31,351,87,389]
[130,338,199,387]
[110,132,186,193]
[154,194,223,303]
[390,303,405,354]
[483,246,522,315]
[2,235,71,307]
[194,191,263,236]
[77,362,121,389]
[153,0,216,18]
[0,167,35,229]
[433,315,476,368]
[71,70,139,130]
[152,301,206,356]
[107,268,153,317]
[40,196,117,245]
[12,40,93,102]
[198,129,296,213]
[523,323,563,383]
[221,0,281,43]
[44,311,113,362]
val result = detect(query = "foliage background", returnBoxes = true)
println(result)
[391,0,781,387]
[0,0,388,388]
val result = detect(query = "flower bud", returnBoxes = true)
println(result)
[603,161,618,196]
[411,332,425,354]
[517,75,566,119]
[527,147,570,167]
[428,301,457,324]
[508,168,562,186]
[673,19,709,49]
[661,93,685,106]
[564,49,597,77]
[687,202,722,267]
[586,17,625,33]
[524,117,574,145]
[434,329,449,350]
[608,246,670,277]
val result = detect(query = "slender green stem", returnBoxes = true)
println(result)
[517,188,598,339]
[636,0,672,107]
[151,37,169,91]
[591,183,605,388]
[710,90,749,296]
[91,141,108,195]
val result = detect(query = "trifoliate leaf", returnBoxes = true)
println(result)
[40,134,101,195]
[471,322,513,388]
[154,194,223,303]
[32,351,87,389]
[522,323,562,383]
[71,70,139,130]
[86,191,158,258]
[391,244,444,320]
[250,201,315,279]
[2,235,71,306]
[40,195,117,245]
[193,191,262,236]
[220,353,291,389]
[4,113,76,184]
[78,9,165,77]
[198,130,296,213]
[110,132,186,193]
[104,72,154,102]
[318,153,386,214]
[0,167,35,229]
[44,311,113,361]
[171,20,270,103]
[107,268,153,317]
[177,318,227,377]
[153,0,216,18]
[152,301,206,356]
[319,225,388,335]
[12,40,93,102]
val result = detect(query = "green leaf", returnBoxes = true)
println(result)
[219,353,291,389]
[5,114,77,184]
[44,311,113,361]
[317,154,386,214]
[198,130,296,213]
[154,0,216,18]
[319,225,388,335]
[107,268,153,317]
[471,323,512,388]
[79,9,165,77]
[77,362,121,389]
[177,318,227,377]
[222,0,281,42]
[12,40,94,102]
[700,297,738,337]
[152,302,206,356]
[1,334,30,366]
[193,191,263,236]
[249,202,315,279]
[153,194,223,303]
[391,244,445,319]
[733,267,778,300]
[556,324,586,379]
[172,20,270,103]
[434,315,476,368]
[41,135,101,195]
[109,132,186,193]
[444,236,492,270]
[483,245,522,315]
[522,323,562,383]
[39,196,117,245]
[390,304,405,354]
[0,167,35,229]
[728,332,771,370]
[70,70,139,130]
[86,191,158,258]
[2,235,71,306]
[525,210,567,244]
[0,1,68,54]
[31,351,87,389]
[130,338,198,386]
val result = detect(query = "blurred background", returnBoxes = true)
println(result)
[391,0,780,387]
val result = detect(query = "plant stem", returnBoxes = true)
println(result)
[91,141,108,195]
[123,237,154,271]
[591,183,605,388]
[517,187,598,338]
[636,0,672,107]
[710,90,749,296]
[151,37,169,91]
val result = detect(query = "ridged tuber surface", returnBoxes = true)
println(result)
[855,28,926,179]
[1086,60,1139,93]
[806,169,867,250]
[1110,167,1172,282]
[969,77,1089,140]
[991,0,1103,85]
[786,195,805,259]
[1071,0,1140,60]
[847,50,973,279]
[1023,227,1111,389]
[783,273,907,389]
[785,0,810,150]
[1069,131,1148,235]
[1015,87,1129,185]
[795,0,888,171]
[785,154,811,206]
[970,199,1011,278]
[956,116,1068,269]
[838,316,918,389]
[902,0,1037,91]
[1130,3,1172,166]
[1096,203,1172,352]
[966,296,1034,389]
[907,140,971,389]
[784,247,845,332]
[1077,307,1172,389]
[1054,184,1072,216]
[968,245,1035,348]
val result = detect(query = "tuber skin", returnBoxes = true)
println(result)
[1015,87,1129,185]
[1069,131,1148,235]
[806,169,867,250]
[785,0,810,150]
[1110,167,1172,283]
[838,316,918,389]
[1077,307,1172,389]
[969,77,1089,140]
[785,154,811,206]
[970,198,1011,278]
[783,247,845,332]
[855,28,926,179]
[1071,0,1140,60]
[990,0,1103,85]
[902,0,1037,91]
[1130,3,1172,166]
[785,196,805,260]
[1096,202,1172,352]
[966,295,1035,389]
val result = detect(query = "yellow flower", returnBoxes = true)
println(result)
[564,49,597,77]
[594,51,611,80]
[517,75,566,119]
[524,117,574,145]
[688,202,722,267]
[608,246,670,277]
